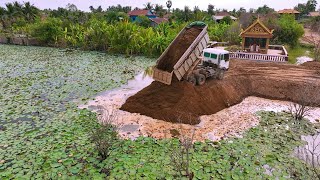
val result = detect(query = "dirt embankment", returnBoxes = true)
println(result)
[156,27,202,72]
[121,60,320,125]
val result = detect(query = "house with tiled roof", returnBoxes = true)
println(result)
[277,9,300,19]
[308,11,320,17]
[127,9,157,22]
[150,18,169,27]
[212,12,237,23]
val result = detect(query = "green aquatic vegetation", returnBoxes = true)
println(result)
[0,44,154,179]
[101,111,318,179]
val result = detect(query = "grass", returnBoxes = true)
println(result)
[286,44,314,64]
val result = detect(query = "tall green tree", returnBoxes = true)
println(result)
[207,4,215,15]
[274,15,304,47]
[256,5,275,14]
[144,2,153,10]
[22,2,39,22]
[295,0,318,16]
[0,7,7,29]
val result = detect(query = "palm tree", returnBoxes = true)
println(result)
[0,7,7,29]
[13,1,23,16]
[5,3,17,26]
[166,0,172,12]
[22,2,39,22]
[144,2,153,10]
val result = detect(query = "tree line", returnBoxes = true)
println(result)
[0,1,318,57]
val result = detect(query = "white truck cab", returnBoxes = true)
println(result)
[202,48,230,70]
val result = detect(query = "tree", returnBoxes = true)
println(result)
[207,4,214,15]
[31,17,64,45]
[144,2,153,10]
[256,5,275,14]
[0,7,7,29]
[183,6,191,22]
[166,0,172,12]
[22,2,39,22]
[136,15,150,28]
[295,0,318,17]
[220,16,232,25]
[154,4,165,16]
[66,3,78,12]
[274,15,304,47]
[306,0,318,12]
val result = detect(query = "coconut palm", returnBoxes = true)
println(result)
[144,2,153,10]
[0,7,7,29]
[22,2,39,22]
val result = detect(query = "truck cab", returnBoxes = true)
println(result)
[202,48,230,70]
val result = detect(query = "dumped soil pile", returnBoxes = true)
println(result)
[156,27,202,72]
[121,60,320,125]
[302,61,320,72]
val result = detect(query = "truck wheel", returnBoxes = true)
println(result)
[187,75,197,86]
[218,69,225,80]
[196,74,206,85]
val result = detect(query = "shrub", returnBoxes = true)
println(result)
[31,17,64,45]
[220,16,233,25]
[135,15,151,28]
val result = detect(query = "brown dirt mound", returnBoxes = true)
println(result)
[302,61,320,70]
[121,60,320,125]
[156,27,202,72]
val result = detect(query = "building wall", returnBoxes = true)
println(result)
[130,15,157,22]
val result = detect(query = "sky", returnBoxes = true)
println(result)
[0,0,318,12]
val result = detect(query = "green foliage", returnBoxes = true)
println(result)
[135,15,151,28]
[220,16,233,25]
[207,22,230,42]
[224,21,242,45]
[274,15,304,47]
[91,124,120,160]
[255,5,275,14]
[31,17,63,45]
[286,45,314,63]
[295,0,318,17]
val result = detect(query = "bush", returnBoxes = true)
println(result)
[220,16,233,25]
[224,21,242,45]
[31,18,64,45]
[135,15,151,28]
[91,124,119,160]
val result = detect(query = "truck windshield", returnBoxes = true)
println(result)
[224,54,229,61]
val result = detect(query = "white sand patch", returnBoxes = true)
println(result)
[296,56,313,65]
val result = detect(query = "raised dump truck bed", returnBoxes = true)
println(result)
[153,24,209,85]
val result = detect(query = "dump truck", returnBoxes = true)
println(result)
[153,22,230,85]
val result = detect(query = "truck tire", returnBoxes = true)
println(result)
[196,74,206,85]
[187,75,197,86]
[218,69,225,80]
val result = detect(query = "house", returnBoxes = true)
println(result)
[308,11,320,17]
[150,18,169,27]
[128,9,157,22]
[240,19,273,54]
[212,12,237,23]
[277,9,300,19]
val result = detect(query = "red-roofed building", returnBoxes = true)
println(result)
[150,18,169,27]
[128,9,157,21]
